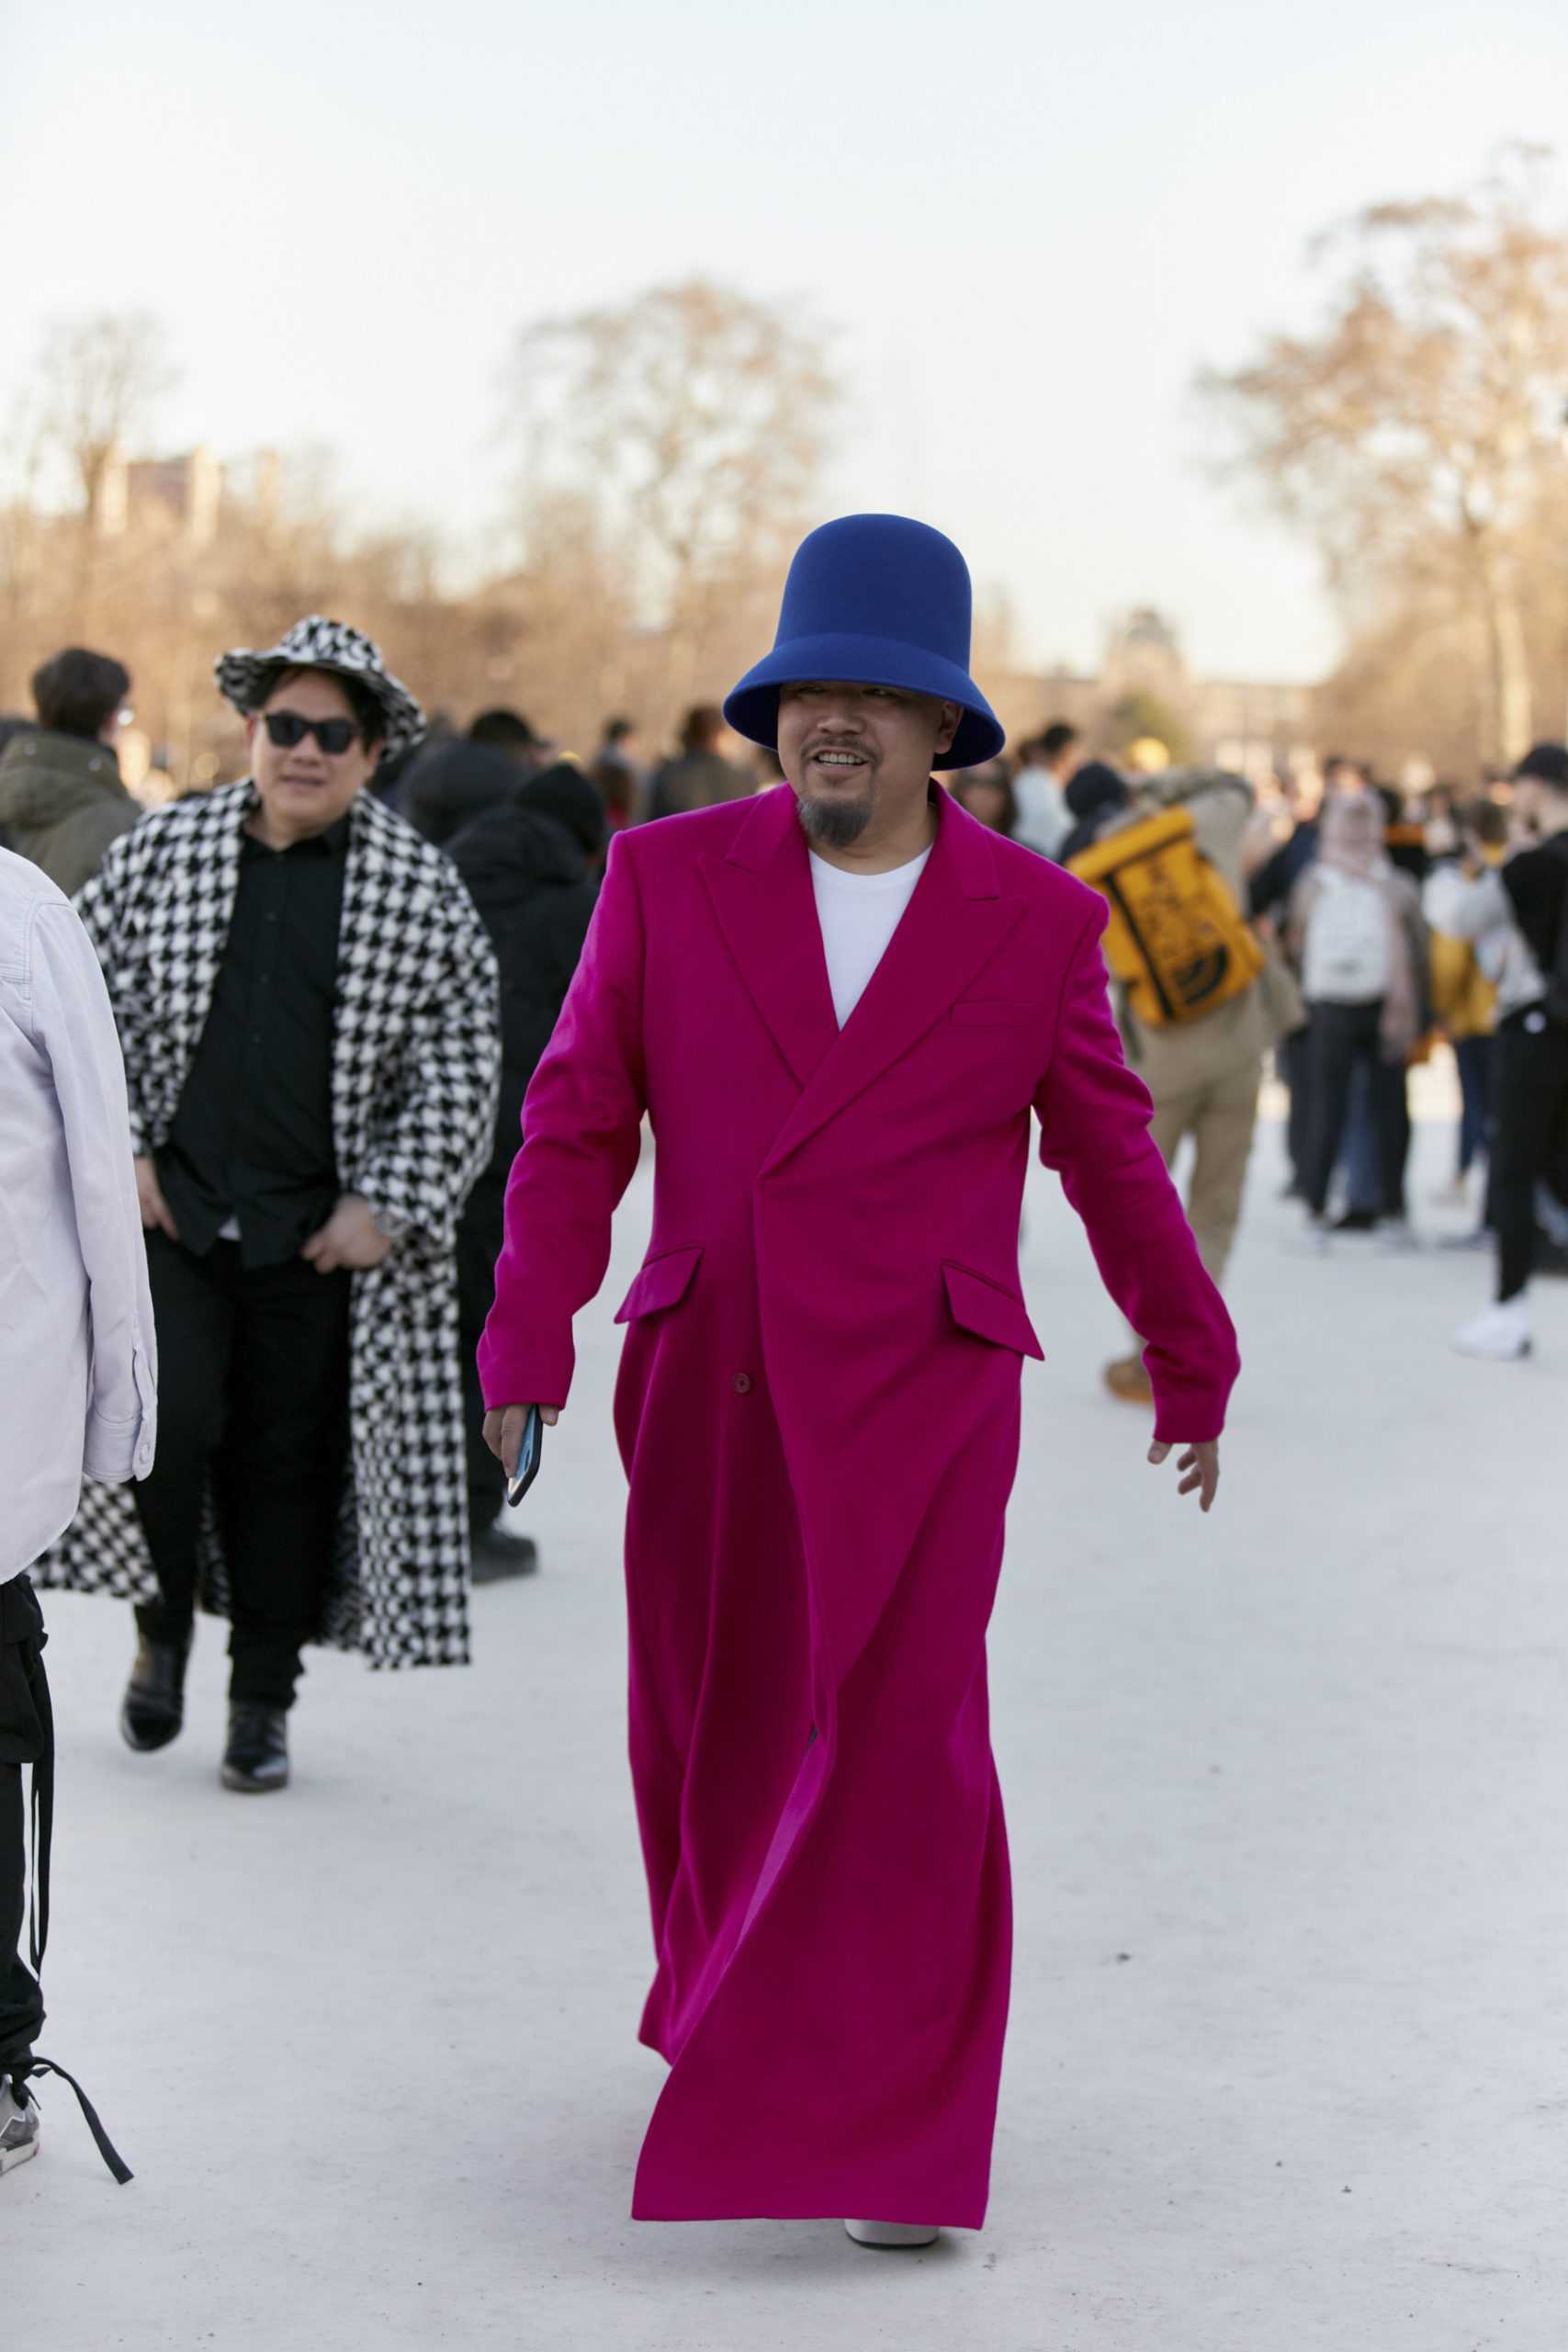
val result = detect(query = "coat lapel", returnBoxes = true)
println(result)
[156,781,251,1099]
[699,787,839,1090]
[760,790,1024,1174]
[332,790,414,1172]
[334,793,378,1078]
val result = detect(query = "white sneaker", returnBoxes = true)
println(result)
[844,2218,941,2248]
[0,2077,39,2175]
[1376,1216,1422,1253]
[1453,1299,1532,1360]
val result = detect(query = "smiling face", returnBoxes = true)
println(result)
[244,667,381,848]
[776,681,961,851]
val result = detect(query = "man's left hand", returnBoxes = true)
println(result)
[302,1193,395,1273]
[1148,1438,1220,1513]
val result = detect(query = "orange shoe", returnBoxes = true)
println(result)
[1102,1353,1154,1407]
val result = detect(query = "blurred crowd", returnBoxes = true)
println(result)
[948,725,1568,1369]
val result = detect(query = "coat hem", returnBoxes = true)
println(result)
[629,2192,987,2227]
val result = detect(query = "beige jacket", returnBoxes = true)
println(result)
[1105,772,1270,1098]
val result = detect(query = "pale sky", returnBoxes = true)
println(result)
[6,0,1568,684]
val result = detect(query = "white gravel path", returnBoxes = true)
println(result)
[13,1082,1565,2352]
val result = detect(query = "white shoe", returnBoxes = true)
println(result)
[1452,1299,1532,1360]
[844,2218,941,2248]
[1376,1216,1421,1253]
[0,2077,39,2176]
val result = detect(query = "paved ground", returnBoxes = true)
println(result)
[13,1080,1565,2352]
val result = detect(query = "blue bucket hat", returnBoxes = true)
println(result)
[723,514,1004,770]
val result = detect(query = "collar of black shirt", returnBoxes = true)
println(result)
[242,810,354,862]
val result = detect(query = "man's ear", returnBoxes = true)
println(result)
[243,711,260,760]
[933,699,963,758]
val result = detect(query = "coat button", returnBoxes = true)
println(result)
[730,1371,753,1395]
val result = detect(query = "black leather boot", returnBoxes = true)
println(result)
[220,1704,289,1794]
[119,1633,192,1753]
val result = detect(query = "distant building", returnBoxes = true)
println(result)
[90,445,275,548]
[983,607,1315,779]
[127,449,222,545]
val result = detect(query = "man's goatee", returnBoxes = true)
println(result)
[795,790,875,849]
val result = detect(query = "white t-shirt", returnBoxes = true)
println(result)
[809,847,931,1027]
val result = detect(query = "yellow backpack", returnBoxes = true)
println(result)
[1068,805,1265,1027]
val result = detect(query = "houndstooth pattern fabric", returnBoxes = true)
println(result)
[214,615,425,758]
[36,781,500,1669]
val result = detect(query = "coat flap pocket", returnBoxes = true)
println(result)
[941,1261,1043,1358]
[614,1244,704,1324]
[949,999,1039,1027]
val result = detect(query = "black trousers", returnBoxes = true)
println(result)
[0,1577,48,2083]
[1281,1023,1314,1191]
[1492,1019,1568,1302]
[133,1233,352,1710]
[1454,1033,1495,1178]
[457,1166,508,1538]
[1303,999,1410,1219]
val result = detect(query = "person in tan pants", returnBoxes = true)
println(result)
[1099,770,1272,1404]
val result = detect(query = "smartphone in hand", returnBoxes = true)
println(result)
[506,1405,544,1508]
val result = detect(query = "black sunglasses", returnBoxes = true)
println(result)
[263,709,366,756]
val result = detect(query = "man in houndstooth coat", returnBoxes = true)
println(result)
[38,619,500,1792]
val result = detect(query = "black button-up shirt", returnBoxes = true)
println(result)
[158,815,348,1267]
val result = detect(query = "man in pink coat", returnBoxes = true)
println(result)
[479,514,1238,2247]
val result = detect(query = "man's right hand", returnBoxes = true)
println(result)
[134,1155,180,1240]
[483,1404,561,1478]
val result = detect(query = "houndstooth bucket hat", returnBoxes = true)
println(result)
[214,615,425,758]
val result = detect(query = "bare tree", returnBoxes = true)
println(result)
[504,279,837,713]
[35,311,176,518]
[6,311,178,633]
[1200,151,1568,768]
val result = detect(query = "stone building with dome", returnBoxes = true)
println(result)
[981,607,1315,779]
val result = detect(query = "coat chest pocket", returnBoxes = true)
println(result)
[941,1261,1043,1358]
[614,1244,704,1323]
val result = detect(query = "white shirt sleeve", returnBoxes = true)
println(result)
[28,899,158,1485]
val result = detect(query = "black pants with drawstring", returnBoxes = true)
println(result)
[0,1576,49,2087]
[0,1573,131,2178]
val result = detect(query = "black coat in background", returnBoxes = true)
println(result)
[398,739,523,847]
[444,797,600,1532]
[446,797,600,1172]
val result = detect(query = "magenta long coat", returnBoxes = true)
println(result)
[479,784,1238,2226]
